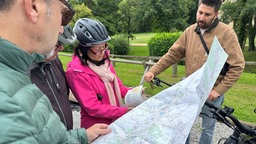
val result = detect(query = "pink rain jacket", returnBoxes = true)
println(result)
[66,53,130,128]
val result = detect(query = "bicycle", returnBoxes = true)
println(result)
[204,100,256,144]
[151,77,256,144]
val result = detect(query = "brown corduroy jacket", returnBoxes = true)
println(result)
[149,22,245,95]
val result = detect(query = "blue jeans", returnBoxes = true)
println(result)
[185,95,224,144]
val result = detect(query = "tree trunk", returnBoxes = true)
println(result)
[248,15,256,51]
[236,16,248,50]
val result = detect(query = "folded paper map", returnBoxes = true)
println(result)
[124,85,147,107]
[92,37,228,144]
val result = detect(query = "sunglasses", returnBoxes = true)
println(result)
[89,43,109,55]
[59,0,76,26]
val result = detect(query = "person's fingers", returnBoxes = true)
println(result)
[86,124,111,143]
[144,72,154,82]
[97,124,109,129]
[99,128,111,134]
[97,124,111,134]
[94,124,111,131]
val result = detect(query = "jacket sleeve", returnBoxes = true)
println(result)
[0,91,88,144]
[213,29,245,95]
[67,128,88,144]
[149,31,186,76]
[66,68,127,120]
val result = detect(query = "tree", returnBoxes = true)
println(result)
[133,0,194,32]
[187,0,198,25]
[69,0,94,27]
[118,0,137,42]
[71,4,94,27]
[243,0,256,51]
[91,0,122,35]
[221,0,256,51]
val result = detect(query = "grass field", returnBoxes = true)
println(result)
[129,46,149,56]
[130,33,155,44]
[59,33,256,124]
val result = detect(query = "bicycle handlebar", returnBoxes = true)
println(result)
[152,77,173,87]
[205,100,256,136]
[150,77,256,137]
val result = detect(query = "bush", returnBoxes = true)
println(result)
[148,32,182,56]
[109,34,129,55]
[63,44,77,53]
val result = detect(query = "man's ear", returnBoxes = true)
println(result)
[24,0,39,23]
[215,12,219,19]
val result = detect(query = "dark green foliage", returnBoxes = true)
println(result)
[109,34,130,55]
[133,0,194,32]
[187,0,198,25]
[92,0,122,35]
[107,43,114,54]
[221,0,256,51]
[118,0,137,39]
[148,32,181,56]
[63,43,77,53]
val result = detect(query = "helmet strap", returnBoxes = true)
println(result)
[87,54,107,66]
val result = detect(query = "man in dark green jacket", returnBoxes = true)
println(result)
[0,0,110,143]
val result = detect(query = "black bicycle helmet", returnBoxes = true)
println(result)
[73,18,111,46]
[58,24,76,45]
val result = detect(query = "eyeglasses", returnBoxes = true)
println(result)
[89,43,109,55]
[59,0,76,26]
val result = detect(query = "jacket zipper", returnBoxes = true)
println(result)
[40,66,68,128]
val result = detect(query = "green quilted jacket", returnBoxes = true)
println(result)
[0,38,88,144]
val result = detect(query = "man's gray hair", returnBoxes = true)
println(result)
[0,0,15,11]
[0,0,53,11]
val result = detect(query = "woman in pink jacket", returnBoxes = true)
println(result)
[66,18,133,129]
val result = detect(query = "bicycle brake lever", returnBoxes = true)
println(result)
[156,81,163,87]
[152,77,163,87]
[223,106,234,115]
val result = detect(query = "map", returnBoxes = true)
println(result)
[92,37,228,144]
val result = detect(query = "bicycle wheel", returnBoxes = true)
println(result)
[244,137,256,144]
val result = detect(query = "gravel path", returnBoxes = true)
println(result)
[188,117,233,144]
[72,110,233,144]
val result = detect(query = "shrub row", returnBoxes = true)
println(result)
[62,32,182,56]
[148,32,182,56]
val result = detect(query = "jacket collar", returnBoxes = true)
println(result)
[69,55,103,76]
[194,18,219,34]
[0,38,44,74]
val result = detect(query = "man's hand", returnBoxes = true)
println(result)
[86,123,111,143]
[208,90,220,101]
[144,72,154,82]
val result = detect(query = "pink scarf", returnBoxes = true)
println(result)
[87,61,123,106]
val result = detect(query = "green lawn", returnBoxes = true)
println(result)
[130,33,155,44]
[129,46,149,56]
[243,47,256,73]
